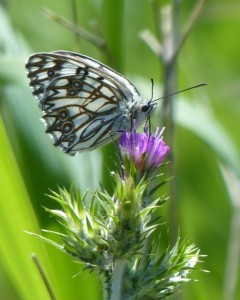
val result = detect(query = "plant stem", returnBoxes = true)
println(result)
[70,0,81,49]
[43,8,115,68]
[174,0,206,59]
[220,165,240,300]
[160,3,179,243]
[32,254,56,300]
[149,0,205,243]
[44,8,105,48]
[110,259,127,300]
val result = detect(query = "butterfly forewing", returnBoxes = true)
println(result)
[26,51,149,155]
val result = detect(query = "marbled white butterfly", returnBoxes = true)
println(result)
[26,51,155,155]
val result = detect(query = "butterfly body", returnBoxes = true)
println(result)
[26,51,154,155]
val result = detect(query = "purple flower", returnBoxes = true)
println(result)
[119,128,170,176]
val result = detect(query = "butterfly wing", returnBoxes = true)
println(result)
[26,51,141,155]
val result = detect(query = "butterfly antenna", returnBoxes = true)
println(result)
[150,78,154,101]
[144,116,151,135]
[143,79,155,134]
[150,83,207,104]
[109,131,125,177]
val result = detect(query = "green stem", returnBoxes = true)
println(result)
[70,0,81,49]
[110,259,127,300]
[160,0,206,243]
[161,1,179,243]
[220,164,240,300]
[32,254,56,300]
[44,8,105,48]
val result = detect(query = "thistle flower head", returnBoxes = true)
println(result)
[119,128,170,178]
[28,123,203,300]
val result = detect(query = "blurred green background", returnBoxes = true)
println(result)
[0,0,239,299]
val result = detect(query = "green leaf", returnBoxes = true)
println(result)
[0,117,59,300]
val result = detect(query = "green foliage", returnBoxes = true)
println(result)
[126,239,202,299]
[0,117,59,300]
[30,176,200,299]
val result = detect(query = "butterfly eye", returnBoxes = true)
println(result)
[141,105,150,113]
[47,70,55,77]
[72,80,82,89]
[67,88,77,97]
[58,109,69,120]
[62,121,74,134]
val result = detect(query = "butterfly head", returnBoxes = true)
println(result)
[131,99,156,130]
[141,102,156,114]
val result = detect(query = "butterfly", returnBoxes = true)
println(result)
[26,51,155,155]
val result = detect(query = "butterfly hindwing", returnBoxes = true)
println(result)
[26,51,135,154]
